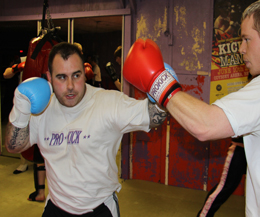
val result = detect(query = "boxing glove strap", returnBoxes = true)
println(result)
[9,105,31,128]
[161,83,182,107]
[149,70,182,107]
[9,88,31,128]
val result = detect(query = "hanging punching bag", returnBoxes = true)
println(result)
[21,0,63,163]
[22,32,60,81]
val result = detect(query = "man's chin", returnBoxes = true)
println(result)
[65,102,78,107]
[59,99,78,107]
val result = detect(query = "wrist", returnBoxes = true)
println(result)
[148,70,182,107]
[154,104,166,113]
[12,64,18,74]
[161,84,182,107]
[9,88,31,128]
[9,105,31,128]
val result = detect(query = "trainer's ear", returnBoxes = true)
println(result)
[46,71,52,83]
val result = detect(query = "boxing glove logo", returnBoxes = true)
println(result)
[149,70,176,102]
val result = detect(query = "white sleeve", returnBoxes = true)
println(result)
[99,90,150,134]
[213,76,260,136]
[117,95,150,134]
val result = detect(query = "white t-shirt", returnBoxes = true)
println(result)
[213,75,260,217]
[29,84,150,214]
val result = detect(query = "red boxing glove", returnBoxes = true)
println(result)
[123,39,182,107]
[84,62,94,80]
[84,62,92,69]
[12,61,26,74]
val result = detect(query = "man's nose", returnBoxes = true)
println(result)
[67,78,74,90]
[239,41,246,54]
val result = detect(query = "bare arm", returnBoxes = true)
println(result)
[148,101,167,129]
[114,79,121,91]
[5,122,31,153]
[166,91,234,141]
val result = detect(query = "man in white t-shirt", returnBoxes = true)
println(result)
[123,1,260,216]
[5,42,167,217]
[88,54,102,88]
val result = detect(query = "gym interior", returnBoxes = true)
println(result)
[0,0,252,216]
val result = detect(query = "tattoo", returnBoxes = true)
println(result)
[9,127,22,150]
[148,101,167,128]
[5,122,29,152]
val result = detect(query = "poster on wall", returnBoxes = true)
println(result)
[210,0,255,104]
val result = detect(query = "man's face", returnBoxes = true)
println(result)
[47,53,86,107]
[239,15,260,77]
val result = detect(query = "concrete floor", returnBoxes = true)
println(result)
[0,155,245,217]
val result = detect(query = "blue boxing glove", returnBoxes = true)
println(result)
[9,77,52,128]
[147,62,179,103]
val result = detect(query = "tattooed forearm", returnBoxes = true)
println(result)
[9,127,21,150]
[5,122,30,153]
[148,101,167,128]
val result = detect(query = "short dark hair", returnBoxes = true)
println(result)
[48,42,84,74]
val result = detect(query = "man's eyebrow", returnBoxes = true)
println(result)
[55,73,65,77]
[55,70,82,77]
[240,33,248,38]
[72,70,82,74]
